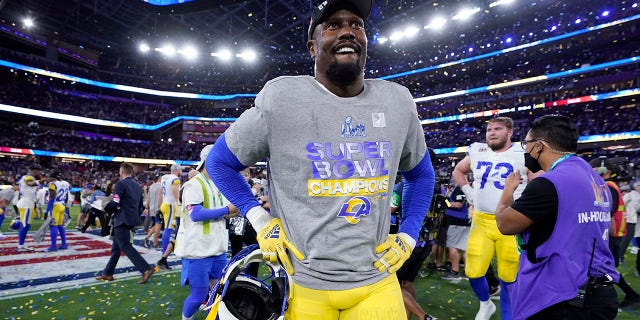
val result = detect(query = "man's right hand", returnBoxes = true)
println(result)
[256,218,305,275]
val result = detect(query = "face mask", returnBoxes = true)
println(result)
[524,152,542,173]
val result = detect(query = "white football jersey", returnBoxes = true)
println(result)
[36,187,48,207]
[49,180,70,205]
[468,142,528,214]
[161,174,181,205]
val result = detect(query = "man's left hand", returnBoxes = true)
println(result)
[374,233,414,273]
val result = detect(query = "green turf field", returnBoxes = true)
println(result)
[2,206,640,319]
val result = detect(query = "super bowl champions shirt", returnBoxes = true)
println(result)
[223,75,427,290]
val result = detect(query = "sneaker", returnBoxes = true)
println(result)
[427,263,448,272]
[58,245,68,250]
[46,246,58,252]
[142,239,150,248]
[475,300,496,320]
[631,246,639,254]
[157,259,171,270]
[441,271,466,281]
[620,295,640,309]
[424,315,439,320]
[17,245,35,252]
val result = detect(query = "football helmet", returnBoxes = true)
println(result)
[10,217,21,230]
[204,244,290,320]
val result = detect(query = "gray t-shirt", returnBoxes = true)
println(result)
[0,187,15,202]
[225,75,427,289]
[147,182,161,216]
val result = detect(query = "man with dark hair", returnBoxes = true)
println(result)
[496,114,618,319]
[95,162,155,284]
[205,0,435,318]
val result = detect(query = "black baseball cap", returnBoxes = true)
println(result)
[308,0,372,41]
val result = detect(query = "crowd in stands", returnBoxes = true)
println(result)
[1,8,636,126]
[0,123,204,161]
[0,0,636,96]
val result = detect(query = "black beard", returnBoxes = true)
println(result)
[326,59,362,86]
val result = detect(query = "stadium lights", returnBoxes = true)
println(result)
[23,17,34,28]
[211,49,232,61]
[575,18,582,24]
[452,7,481,21]
[489,0,515,7]
[155,44,176,57]
[601,10,610,17]
[389,30,405,42]
[425,17,447,30]
[139,43,151,53]
[177,46,198,60]
[236,49,257,62]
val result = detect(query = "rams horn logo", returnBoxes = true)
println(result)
[337,196,371,224]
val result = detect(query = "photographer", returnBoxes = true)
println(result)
[496,115,618,319]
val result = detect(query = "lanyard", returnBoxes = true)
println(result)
[549,154,575,171]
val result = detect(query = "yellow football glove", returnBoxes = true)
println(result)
[256,218,305,275]
[374,233,415,273]
[247,206,304,275]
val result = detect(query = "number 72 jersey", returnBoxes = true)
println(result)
[468,142,529,214]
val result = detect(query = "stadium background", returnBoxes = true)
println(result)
[0,0,639,319]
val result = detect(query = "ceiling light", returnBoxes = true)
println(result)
[23,17,34,28]
[211,49,232,61]
[452,7,481,21]
[139,43,151,53]
[427,17,447,30]
[404,26,420,38]
[489,0,515,7]
[178,46,198,60]
[236,49,257,62]
[155,44,176,57]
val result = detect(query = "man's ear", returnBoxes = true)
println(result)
[307,40,316,59]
